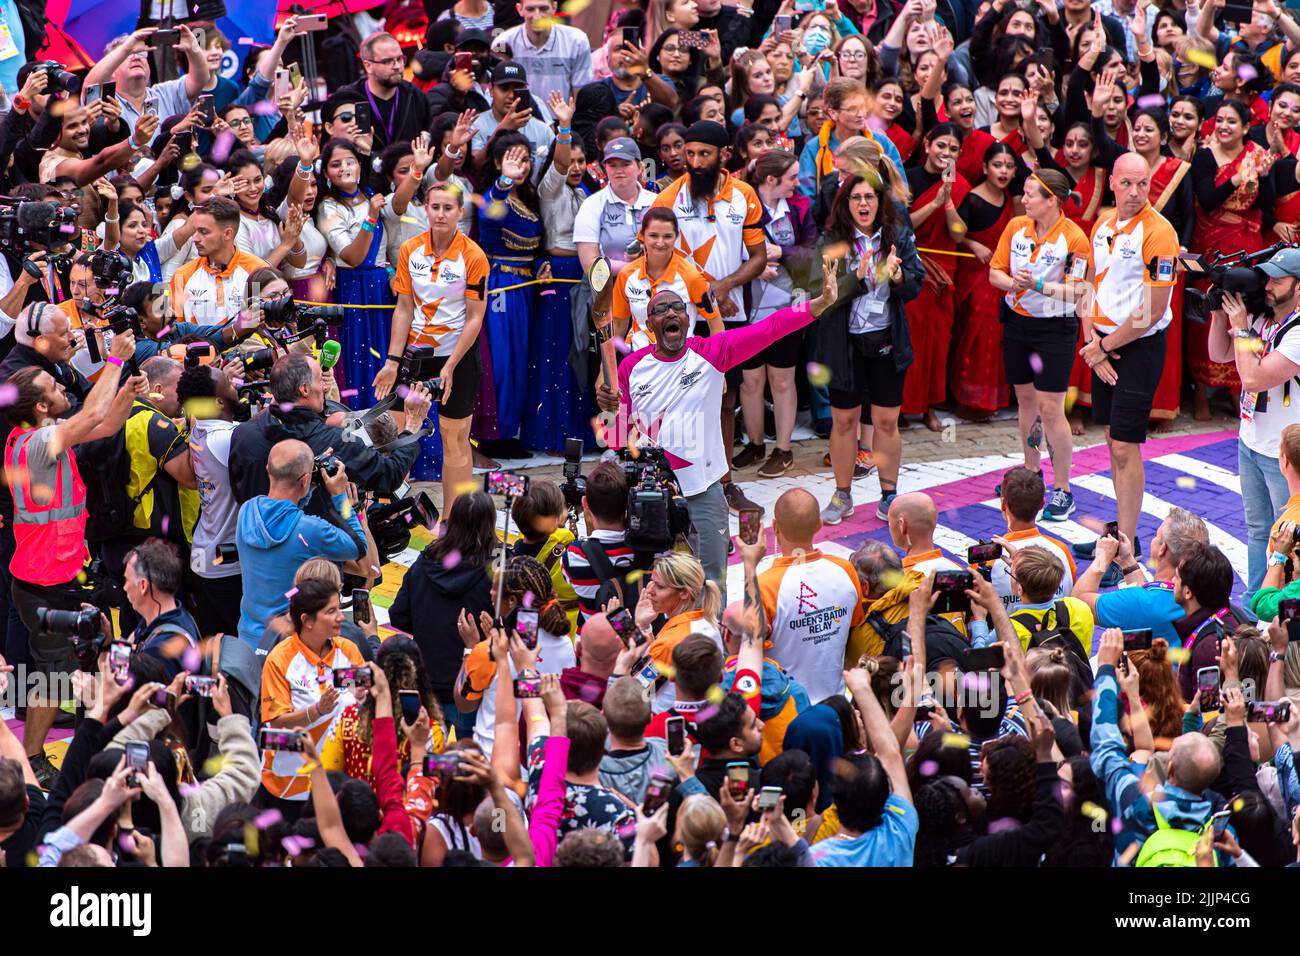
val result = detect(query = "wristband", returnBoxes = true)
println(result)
[1096,335,1110,356]
[444,146,464,160]
[1014,690,1033,706]
[1270,651,1286,663]
[1121,563,1141,576]
[12,95,28,112]
[103,215,120,224]
[496,174,514,191]
[1034,276,1044,293]
[297,161,313,173]
[361,220,376,233]
[1269,550,1290,567]
[105,355,125,367]
[557,125,572,134]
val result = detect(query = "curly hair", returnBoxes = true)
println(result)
[1135,639,1186,741]
[913,778,969,867]
[503,556,570,638]
[980,735,1037,823]
[356,636,445,750]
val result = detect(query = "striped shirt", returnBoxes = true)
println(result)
[562,530,636,625]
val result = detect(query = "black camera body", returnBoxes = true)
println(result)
[367,492,440,563]
[91,249,133,292]
[38,606,105,671]
[0,199,78,253]
[395,343,441,392]
[1193,241,1299,317]
[312,452,342,486]
[620,447,690,554]
[561,437,586,514]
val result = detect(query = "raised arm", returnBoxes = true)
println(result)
[844,666,911,805]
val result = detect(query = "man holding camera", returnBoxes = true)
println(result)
[377,181,487,508]
[169,197,268,326]
[1207,246,1300,603]
[2,319,143,786]
[230,354,431,511]
[235,439,367,650]
[597,262,839,594]
[122,538,201,680]
[562,460,634,627]
[0,193,78,334]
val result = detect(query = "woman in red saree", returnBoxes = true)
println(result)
[873,76,917,165]
[904,123,970,431]
[1190,99,1275,415]
[952,142,1016,417]
[1139,113,1194,428]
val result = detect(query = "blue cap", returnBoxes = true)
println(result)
[603,137,641,163]
[1260,247,1300,279]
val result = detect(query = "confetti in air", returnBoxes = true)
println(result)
[1136,94,1166,110]
[1175,476,1197,489]
[285,587,299,599]
[1028,353,1043,375]
[806,362,831,387]
[1186,48,1218,69]
[442,549,462,569]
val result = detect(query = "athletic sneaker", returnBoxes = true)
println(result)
[724,481,762,515]
[732,442,766,469]
[1040,488,1076,521]
[822,449,874,478]
[821,490,855,524]
[757,447,794,478]
[876,492,897,520]
[1072,538,1096,559]
[1099,562,1123,588]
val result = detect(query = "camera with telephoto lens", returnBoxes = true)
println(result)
[239,347,276,375]
[561,437,586,515]
[367,492,440,563]
[0,198,79,253]
[1187,240,1299,317]
[32,60,82,95]
[37,606,105,670]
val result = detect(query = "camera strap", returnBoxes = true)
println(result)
[339,396,435,454]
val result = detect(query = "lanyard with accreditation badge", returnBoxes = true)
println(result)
[1240,304,1300,422]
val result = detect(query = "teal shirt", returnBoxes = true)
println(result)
[0,1,24,98]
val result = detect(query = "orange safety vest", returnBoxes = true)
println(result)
[5,426,88,586]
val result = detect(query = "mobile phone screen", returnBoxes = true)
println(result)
[738,509,762,546]
[399,690,421,724]
[352,588,372,626]
[666,716,686,756]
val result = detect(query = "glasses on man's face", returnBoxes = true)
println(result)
[648,300,687,317]
[366,56,406,68]
[227,116,254,128]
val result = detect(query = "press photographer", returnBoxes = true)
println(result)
[560,459,635,627]
[121,538,201,679]
[0,194,79,339]
[228,353,432,514]
[115,276,268,364]
[2,322,144,788]
[1207,246,1300,602]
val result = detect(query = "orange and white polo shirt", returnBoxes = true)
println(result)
[393,230,489,356]
[1089,203,1179,337]
[983,527,1078,612]
[991,214,1091,318]
[758,551,869,703]
[650,171,766,321]
[169,249,268,325]
[259,634,364,800]
[612,250,719,351]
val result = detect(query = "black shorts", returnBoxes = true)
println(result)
[11,576,85,685]
[1091,329,1167,444]
[828,331,906,410]
[741,325,803,371]
[431,343,481,421]
[1001,305,1078,393]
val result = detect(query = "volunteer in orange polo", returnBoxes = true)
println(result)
[169,196,268,326]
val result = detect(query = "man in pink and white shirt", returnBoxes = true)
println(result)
[595,261,840,597]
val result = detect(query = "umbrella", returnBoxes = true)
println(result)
[274,0,387,27]
[55,0,279,68]
[37,16,97,71]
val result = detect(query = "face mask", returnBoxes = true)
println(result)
[804,27,830,56]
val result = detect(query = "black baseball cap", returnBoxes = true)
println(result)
[456,28,492,49]
[491,61,528,86]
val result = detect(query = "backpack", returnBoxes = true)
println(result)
[866,610,968,664]
[77,408,183,544]
[1011,601,1094,695]
[584,538,643,614]
[1135,805,1215,867]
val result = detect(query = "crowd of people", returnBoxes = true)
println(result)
[0,0,1299,870]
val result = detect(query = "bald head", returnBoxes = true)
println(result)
[267,438,313,487]
[889,492,937,549]
[774,488,820,550]
[1110,152,1152,218]
[720,601,746,653]
[1167,732,1222,794]
[578,613,623,674]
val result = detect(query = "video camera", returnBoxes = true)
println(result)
[395,344,443,395]
[37,606,105,672]
[560,439,690,556]
[30,60,82,96]
[91,248,133,293]
[1183,241,1298,318]
[266,300,344,348]
[368,491,440,563]
[0,198,79,253]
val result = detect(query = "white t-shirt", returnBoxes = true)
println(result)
[1240,312,1300,456]
[471,629,577,757]
[189,418,241,580]
[276,199,327,282]
[990,529,1077,612]
[236,212,282,264]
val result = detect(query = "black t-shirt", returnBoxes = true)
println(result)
[0,784,46,867]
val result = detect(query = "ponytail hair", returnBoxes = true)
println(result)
[1029,167,1079,205]
[653,552,721,629]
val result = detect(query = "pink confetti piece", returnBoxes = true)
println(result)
[285,587,299,599]
[210,129,238,165]
[0,383,17,407]
[298,533,310,547]
[1028,352,1043,374]
[182,646,202,672]
[919,759,939,777]
[540,289,556,296]
[254,809,283,829]
[179,783,203,797]
[250,99,279,116]
[1136,94,1165,109]
[1237,63,1258,83]
[523,591,535,608]
[695,704,720,722]
[279,403,296,412]
[441,549,461,569]
[238,36,255,44]
[155,324,173,339]
[340,388,358,397]
[160,516,170,535]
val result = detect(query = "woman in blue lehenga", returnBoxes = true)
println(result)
[476,132,543,445]
[318,138,394,411]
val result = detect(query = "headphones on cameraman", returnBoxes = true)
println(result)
[26,302,49,339]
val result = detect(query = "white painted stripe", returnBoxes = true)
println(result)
[933,523,981,560]
[975,498,1100,544]
[1153,452,1242,494]
[1071,473,1248,582]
